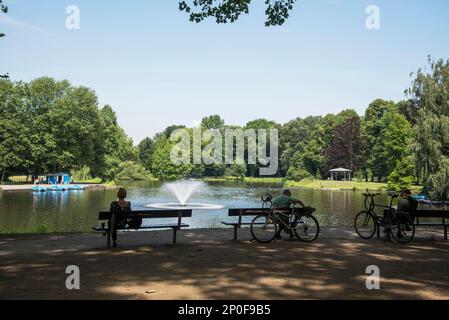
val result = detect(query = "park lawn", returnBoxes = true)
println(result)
[285,179,422,191]
[204,176,422,191]
[203,176,285,183]
[8,175,32,182]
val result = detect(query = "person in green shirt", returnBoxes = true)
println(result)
[272,189,305,239]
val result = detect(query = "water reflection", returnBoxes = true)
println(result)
[0,181,390,233]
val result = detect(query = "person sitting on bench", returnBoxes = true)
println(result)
[109,187,138,247]
[272,189,305,239]
[398,188,418,214]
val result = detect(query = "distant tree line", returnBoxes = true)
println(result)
[1,57,449,199]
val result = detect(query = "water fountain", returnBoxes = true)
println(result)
[145,180,224,210]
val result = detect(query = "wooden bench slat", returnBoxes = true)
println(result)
[227,208,270,216]
[413,210,449,218]
[99,209,193,220]
[94,223,189,231]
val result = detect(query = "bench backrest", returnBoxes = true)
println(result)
[98,209,193,220]
[413,209,449,219]
[228,208,270,217]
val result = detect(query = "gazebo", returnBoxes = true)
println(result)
[329,168,352,181]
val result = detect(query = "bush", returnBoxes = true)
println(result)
[387,158,414,191]
[286,167,313,181]
[224,163,247,179]
[116,161,152,181]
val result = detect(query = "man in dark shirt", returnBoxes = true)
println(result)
[272,189,305,239]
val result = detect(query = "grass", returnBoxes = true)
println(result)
[73,177,103,184]
[203,176,422,191]
[285,179,422,191]
[203,176,285,183]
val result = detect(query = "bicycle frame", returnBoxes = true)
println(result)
[363,193,401,235]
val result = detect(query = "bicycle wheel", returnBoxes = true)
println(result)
[293,214,320,242]
[354,211,377,239]
[390,212,415,243]
[250,214,278,243]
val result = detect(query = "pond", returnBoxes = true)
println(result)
[0,180,390,234]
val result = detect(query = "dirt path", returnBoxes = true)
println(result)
[1,227,448,300]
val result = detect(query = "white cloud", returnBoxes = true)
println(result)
[0,15,46,34]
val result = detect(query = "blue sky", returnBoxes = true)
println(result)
[1,0,449,143]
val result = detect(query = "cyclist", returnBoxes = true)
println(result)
[272,189,305,239]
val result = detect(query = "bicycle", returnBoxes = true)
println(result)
[354,191,415,243]
[250,194,320,243]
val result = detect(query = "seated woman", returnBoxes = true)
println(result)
[110,187,132,247]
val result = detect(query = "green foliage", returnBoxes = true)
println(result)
[116,161,151,181]
[387,158,414,191]
[201,114,225,130]
[179,0,296,26]
[407,57,449,194]
[286,166,313,182]
[137,137,154,170]
[0,78,137,181]
[71,165,92,181]
[224,163,247,179]
[428,157,449,201]
[324,109,361,173]
[150,137,193,180]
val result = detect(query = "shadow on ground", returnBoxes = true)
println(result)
[0,227,448,299]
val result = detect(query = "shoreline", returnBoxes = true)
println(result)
[2,177,423,192]
[0,183,107,192]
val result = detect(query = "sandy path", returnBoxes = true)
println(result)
[0,227,448,300]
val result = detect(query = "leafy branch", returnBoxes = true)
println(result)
[1,0,9,79]
[178,0,297,26]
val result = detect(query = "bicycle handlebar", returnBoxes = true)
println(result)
[362,192,380,197]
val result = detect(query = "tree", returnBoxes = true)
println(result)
[428,157,449,201]
[150,136,193,180]
[201,114,225,130]
[301,125,325,177]
[279,116,321,176]
[116,161,151,181]
[138,137,155,171]
[0,0,9,79]
[245,118,280,177]
[324,110,361,173]
[407,57,449,186]
[383,112,412,175]
[179,0,297,26]
[98,105,137,180]
[0,78,138,181]
[387,158,414,191]
[360,99,396,181]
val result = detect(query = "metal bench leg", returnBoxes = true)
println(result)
[234,226,238,241]
[173,228,177,245]
[376,224,380,239]
[445,225,448,240]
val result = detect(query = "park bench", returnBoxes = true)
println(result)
[221,208,272,240]
[413,209,449,240]
[93,209,192,247]
[382,208,448,240]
